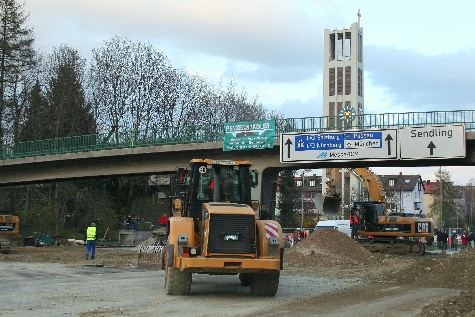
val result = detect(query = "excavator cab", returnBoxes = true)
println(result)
[353,201,384,232]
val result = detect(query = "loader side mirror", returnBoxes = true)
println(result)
[250,170,259,188]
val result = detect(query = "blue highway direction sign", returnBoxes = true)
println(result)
[280,128,398,163]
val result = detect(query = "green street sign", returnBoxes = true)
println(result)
[223,120,276,151]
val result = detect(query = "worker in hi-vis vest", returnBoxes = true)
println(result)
[85,222,97,263]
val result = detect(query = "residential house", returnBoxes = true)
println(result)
[295,174,323,214]
[378,173,424,215]
[422,180,440,223]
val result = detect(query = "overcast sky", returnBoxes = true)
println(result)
[21,0,475,185]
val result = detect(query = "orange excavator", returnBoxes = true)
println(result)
[348,168,434,255]
[320,167,434,254]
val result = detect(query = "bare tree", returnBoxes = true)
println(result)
[89,36,169,134]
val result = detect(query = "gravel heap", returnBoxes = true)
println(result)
[386,247,475,289]
[284,229,379,268]
[418,290,475,317]
[395,248,475,317]
[283,229,475,316]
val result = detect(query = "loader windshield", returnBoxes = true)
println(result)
[185,161,253,219]
[193,164,251,204]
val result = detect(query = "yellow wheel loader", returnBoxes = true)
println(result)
[0,214,20,254]
[164,159,283,296]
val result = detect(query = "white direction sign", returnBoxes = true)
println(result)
[280,128,398,163]
[399,124,466,160]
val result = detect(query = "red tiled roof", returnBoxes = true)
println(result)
[423,181,440,194]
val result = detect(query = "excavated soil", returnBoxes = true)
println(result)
[0,245,138,267]
[2,229,475,316]
[284,229,475,317]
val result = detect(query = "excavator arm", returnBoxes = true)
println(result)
[319,167,385,216]
[347,168,385,203]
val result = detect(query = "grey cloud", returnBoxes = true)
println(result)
[222,62,321,83]
[271,96,322,119]
[365,46,475,111]
[24,0,335,84]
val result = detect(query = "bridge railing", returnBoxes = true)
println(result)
[1,110,474,160]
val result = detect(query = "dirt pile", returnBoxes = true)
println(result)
[385,248,475,289]
[423,248,475,289]
[418,290,475,317]
[283,230,475,316]
[0,245,138,267]
[382,248,475,317]
[284,229,379,269]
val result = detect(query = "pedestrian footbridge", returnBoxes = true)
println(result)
[1,110,474,187]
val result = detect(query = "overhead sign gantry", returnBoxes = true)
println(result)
[280,128,398,163]
[399,124,465,160]
[280,125,466,163]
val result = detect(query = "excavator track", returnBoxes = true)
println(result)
[356,237,425,255]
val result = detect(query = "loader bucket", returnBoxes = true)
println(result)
[314,194,341,217]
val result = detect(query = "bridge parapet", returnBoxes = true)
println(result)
[1,110,475,161]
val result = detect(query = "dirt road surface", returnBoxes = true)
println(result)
[1,230,474,317]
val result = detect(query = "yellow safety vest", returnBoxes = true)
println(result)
[86,226,96,241]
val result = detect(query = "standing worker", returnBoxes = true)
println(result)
[221,173,234,201]
[85,222,97,263]
[350,207,359,239]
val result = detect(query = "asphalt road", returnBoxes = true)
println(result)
[0,262,357,317]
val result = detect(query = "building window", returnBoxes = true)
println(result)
[358,33,363,62]
[337,33,343,61]
[337,67,343,95]
[345,32,351,60]
[329,67,335,96]
[296,180,302,187]
[358,68,363,97]
[345,66,351,95]
[310,180,316,187]
[329,33,335,61]
[389,179,395,187]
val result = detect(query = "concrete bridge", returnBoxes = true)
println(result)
[1,131,475,217]
[1,110,475,214]
[1,134,475,186]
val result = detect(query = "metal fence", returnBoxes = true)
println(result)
[1,110,474,160]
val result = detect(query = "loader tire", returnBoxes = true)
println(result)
[166,266,192,295]
[160,248,166,270]
[239,273,252,286]
[250,272,279,296]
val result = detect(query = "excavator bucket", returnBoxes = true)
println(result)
[314,194,341,217]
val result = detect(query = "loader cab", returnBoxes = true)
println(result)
[184,160,254,219]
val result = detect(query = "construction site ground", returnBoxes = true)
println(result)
[1,230,474,317]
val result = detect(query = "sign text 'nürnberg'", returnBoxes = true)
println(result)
[280,128,398,163]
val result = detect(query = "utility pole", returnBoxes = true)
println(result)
[439,166,443,230]
[471,202,473,232]
[301,173,305,229]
